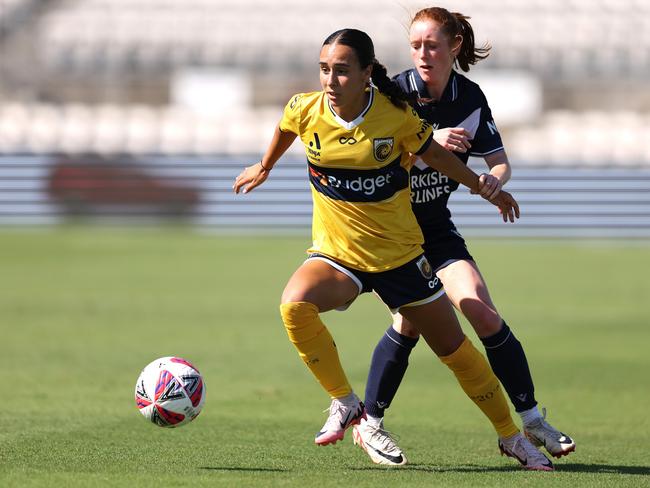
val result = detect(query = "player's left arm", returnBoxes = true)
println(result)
[419,140,519,222]
[470,89,511,202]
[477,149,511,200]
[404,106,518,221]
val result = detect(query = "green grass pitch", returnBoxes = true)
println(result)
[1,228,649,487]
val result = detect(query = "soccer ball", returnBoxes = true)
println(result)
[135,356,205,427]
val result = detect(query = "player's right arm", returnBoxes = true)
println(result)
[234,93,304,194]
[233,124,297,194]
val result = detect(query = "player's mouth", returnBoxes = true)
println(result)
[419,64,434,72]
[326,92,341,103]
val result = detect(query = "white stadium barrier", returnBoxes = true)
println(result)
[1,104,650,166]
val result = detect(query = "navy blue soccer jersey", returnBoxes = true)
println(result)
[393,68,504,235]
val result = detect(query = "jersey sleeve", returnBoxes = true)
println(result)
[400,106,433,155]
[469,91,504,157]
[278,94,303,135]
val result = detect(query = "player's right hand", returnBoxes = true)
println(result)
[233,163,269,194]
[433,127,472,153]
[491,190,520,223]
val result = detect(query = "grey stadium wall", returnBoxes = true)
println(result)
[1,154,649,238]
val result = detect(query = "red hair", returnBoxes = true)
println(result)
[412,7,490,72]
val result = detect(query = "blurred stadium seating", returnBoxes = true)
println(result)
[34,0,650,77]
[0,0,648,234]
[0,0,37,37]
[2,0,649,157]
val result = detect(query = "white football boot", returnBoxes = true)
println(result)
[314,393,366,446]
[352,418,407,466]
[498,432,554,471]
[524,408,576,458]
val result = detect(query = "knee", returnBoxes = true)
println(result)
[281,286,308,305]
[280,301,323,345]
[464,302,502,337]
[437,333,467,358]
[279,301,319,329]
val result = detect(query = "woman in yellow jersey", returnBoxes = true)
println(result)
[234,28,550,470]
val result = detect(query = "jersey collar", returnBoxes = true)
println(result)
[327,87,374,130]
[408,69,459,105]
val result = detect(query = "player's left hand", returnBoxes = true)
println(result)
[233,163,269,194]
[491,189,520,223]
[472,173,502,200]
[433,127,472,153]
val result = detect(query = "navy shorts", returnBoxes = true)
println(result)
[422,227,474,272]
[306,253,445,312]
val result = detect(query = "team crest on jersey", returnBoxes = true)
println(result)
[373,137,394,162]
[416,255,433,279]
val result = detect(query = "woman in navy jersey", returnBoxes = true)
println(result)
[352,7,576,466]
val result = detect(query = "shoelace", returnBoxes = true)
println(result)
[533,407,562,436]
[368,425,401,452]
[321,400,346,429]
[514,436,548,462]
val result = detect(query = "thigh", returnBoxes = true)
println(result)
[281,259,360,312]
[399,295,465,357]
[436,259,498,314]
[423,228,474,271]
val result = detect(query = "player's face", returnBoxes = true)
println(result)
[409,20,461,84]
[319,43,372,119]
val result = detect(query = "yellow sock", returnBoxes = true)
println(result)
[440,336,519,438]
[280,301,352,399]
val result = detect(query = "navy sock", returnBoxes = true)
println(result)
[364,327,418,418]
[480,321,537,412]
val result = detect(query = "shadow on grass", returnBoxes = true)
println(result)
[557,464,650,475]
[199,467,288,473]
[351,464,519,473]
[351,463,650,475]
[199,464,650,475]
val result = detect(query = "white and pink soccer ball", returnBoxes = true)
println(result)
[135,356,205,427]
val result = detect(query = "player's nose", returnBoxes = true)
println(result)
[326,73,338,87]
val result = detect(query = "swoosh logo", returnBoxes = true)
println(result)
[508,448,528,466]
[339,404,364,429]
[339,410,354,429]
[368,445,404,464]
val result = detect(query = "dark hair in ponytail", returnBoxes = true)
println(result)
[370,60,414,110]
[411,7,490,72]
[322,28,412,110]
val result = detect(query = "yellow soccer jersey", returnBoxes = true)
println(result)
[279,87,434,272]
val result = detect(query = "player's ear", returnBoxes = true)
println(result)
[451,35,463,56]
[363,64,373,85]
